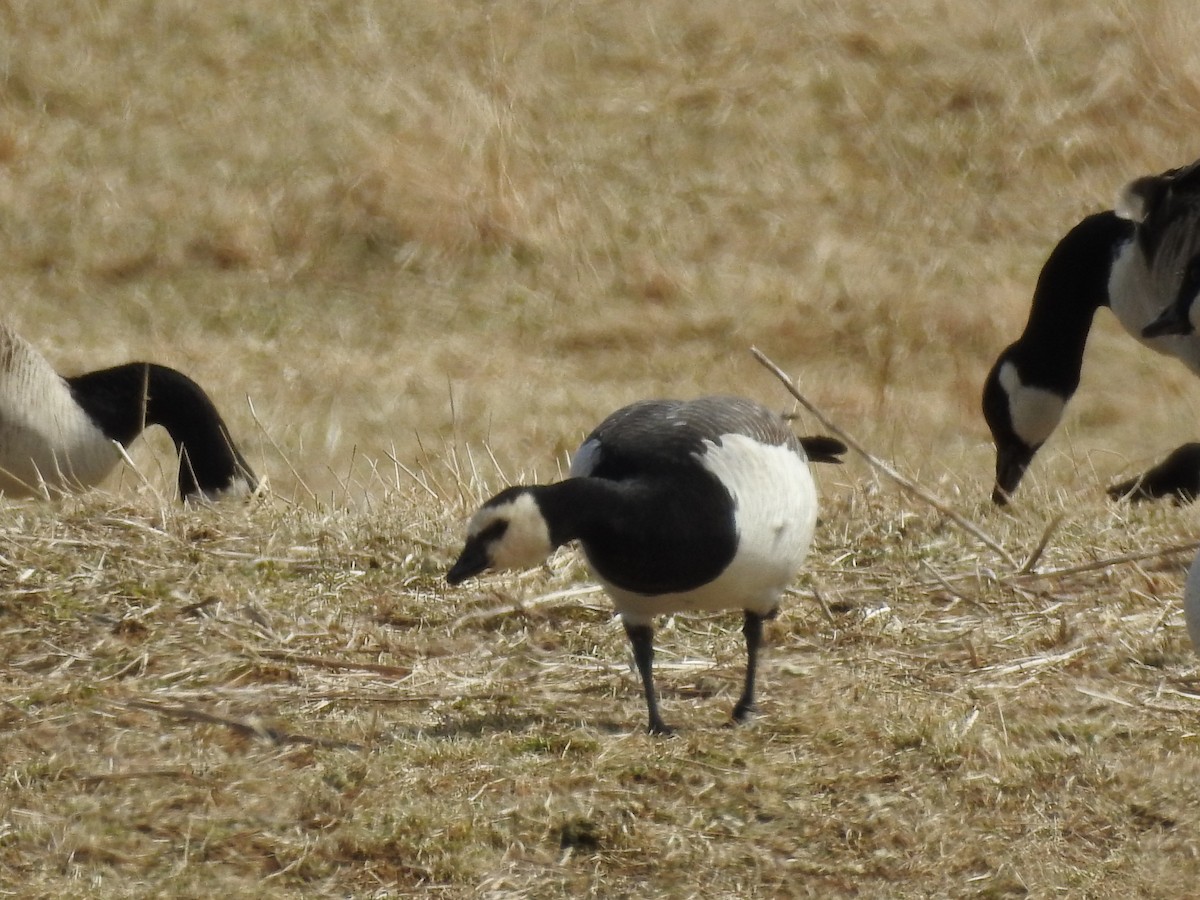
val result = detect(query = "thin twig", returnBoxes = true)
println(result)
[977,646,1086,677]
[386,445,439,500]
[450,584,606,631]
[921,560,966,602]
[413,431,455,506]
[72,769,205,786]
[253,650,412,678]
[751,347,1018,569]
[112,440,168,509]
[1001,539,1200,584]
[125,699,363,750]
[247,396,316,505]
[810,585,837,624]
[1018,512,1065,575]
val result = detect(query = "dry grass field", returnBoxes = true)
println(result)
[5,0,1200,896]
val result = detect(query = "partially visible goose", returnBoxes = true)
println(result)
[0,321,258,501]
[1181,550,1200,653]
[982,158,1200,504]
[446,395,845,735]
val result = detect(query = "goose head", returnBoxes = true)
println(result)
[982,351,1068,505]
[447,486,554,585]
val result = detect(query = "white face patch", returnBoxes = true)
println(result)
[469,492,553,572]
[997,361,1065,448]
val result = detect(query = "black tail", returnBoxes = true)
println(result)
[799,435,847,464]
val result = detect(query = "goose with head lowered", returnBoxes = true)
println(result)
[446,395,845,735]
[982,157,1200,504]
[0,321,258,501]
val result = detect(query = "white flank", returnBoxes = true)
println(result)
[1109,237,1200,375]
[604,434,818,625]
[0,327,120,496]
[1184,550,1200,654]
[997,361,1065,449]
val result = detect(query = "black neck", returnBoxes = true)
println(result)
[66,363,256,499]
[1007,210,1134,393]
[530,471,737,596]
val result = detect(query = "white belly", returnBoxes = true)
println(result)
[0,423,119,496]
[601,435,819,625]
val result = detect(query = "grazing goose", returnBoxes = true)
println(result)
[982,158,1200,504]
[0,321,257,501]
[446,396,845,735]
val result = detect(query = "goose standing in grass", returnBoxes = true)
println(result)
[446,395,845,735]
[982,158,1200,504]
[0,321,258,501]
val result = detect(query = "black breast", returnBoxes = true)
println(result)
[566,397,792,596]
[576,467,738,596]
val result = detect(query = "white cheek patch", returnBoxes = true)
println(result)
[472,493,553,571]
[998,361,1065,448]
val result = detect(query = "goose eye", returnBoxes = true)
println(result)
[475,518,509,544]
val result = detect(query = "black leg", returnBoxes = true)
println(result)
[732,611,766,724]
[624,621,672,735]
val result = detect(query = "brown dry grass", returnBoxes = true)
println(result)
[4,0,1200,896]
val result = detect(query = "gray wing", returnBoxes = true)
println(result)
[569,396,805,479]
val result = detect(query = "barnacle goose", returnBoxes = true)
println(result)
[0,320,257,501]
[446,395,845,735]
[983,158,1200,504]
[1181,550,1200,654]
